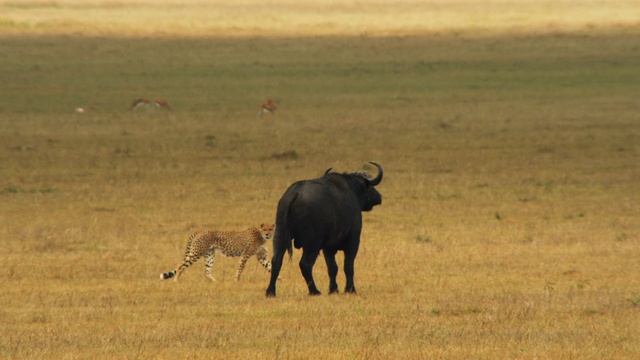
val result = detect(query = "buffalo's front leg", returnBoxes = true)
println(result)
[299,250,321,295]
[343,250,357,294]
[323,248,339,294]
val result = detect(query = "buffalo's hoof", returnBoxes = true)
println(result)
[329,287,339,295]
[345,287,357,294]
[308,289,322,296]
[266,289,276,297]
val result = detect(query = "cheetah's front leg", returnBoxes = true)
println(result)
[256,247,281,280]
[256,247,272,272]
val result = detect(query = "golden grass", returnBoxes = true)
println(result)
[0,0,639,37]
[4,102,639,357]
[1,2,640,358]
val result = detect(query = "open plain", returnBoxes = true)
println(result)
[1,1,639,358]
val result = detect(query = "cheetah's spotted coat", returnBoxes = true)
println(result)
[161,224,275,282]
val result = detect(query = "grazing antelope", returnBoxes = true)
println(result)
[258,99,277,117]
[130,98,171,111]
[153,98,171,110]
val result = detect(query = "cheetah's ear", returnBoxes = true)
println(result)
[260,223,266,228]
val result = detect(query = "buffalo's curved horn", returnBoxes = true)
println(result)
[366,162,383,186]
[323,167,333,176]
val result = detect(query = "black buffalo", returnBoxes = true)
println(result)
[266,162,383,297]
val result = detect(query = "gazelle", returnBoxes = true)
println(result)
[130,98,171,111]
[258,99,277,117]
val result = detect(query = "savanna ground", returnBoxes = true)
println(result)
[1,1,640,358]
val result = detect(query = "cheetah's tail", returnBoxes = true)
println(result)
[161,270,176,280]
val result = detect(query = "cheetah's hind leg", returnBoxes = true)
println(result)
[235,254,251,281]
[204,248,217,281]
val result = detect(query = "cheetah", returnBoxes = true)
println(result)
[161,223,275,282]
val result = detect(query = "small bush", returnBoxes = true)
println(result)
[270,150,299,160]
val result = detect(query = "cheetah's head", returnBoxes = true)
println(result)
[259,223,275,241]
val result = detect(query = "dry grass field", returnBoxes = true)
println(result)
[1,1,640,359]
[1,0,640,37]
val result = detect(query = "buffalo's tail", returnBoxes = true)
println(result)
[286,241,293,261]
[275,192,297,262]
[267,189,298,296]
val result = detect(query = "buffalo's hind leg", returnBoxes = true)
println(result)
[266,244,286,297]
[323,248,339,294]
[300,249,321,296]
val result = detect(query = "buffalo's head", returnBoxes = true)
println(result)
[353,162,383,211]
